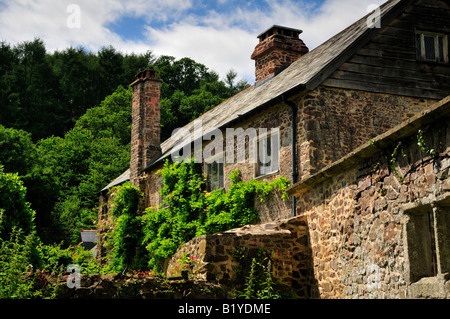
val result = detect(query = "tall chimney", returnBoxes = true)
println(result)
[129,69,162,187]
[251,25,309,85]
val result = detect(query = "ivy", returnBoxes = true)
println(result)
[417,129,437,158]
[142,159,290,271]
[103,182,147,273]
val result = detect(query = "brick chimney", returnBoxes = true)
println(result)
[251,25,309,84]
[129,69,162,187]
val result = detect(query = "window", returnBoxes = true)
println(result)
[205,154,224,191]
[416,31,448,63]
[158,178,168,209]
[406,204,450,283]
[256,129,280,177]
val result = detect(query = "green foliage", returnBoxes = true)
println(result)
[0,125,36,177]
[0,38,249,244]
[167,253,201,279]
[154,56,250,140]
[239,249,281,299]
[417,129,437,157]
[102,183,147,273]
[0,39,153,140]
[0,166,36,240]
[70,244,100,274]
[388,141,406,183]
[142,160,290,271]
[0,228,38,298]
[34,241,73,273]
[199,170,290,236]
[35,86,133,243]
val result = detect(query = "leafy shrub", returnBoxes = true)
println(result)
[0,166,36,240]
[102,182,147,273]
[142,159,290,271]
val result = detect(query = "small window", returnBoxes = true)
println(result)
[205,154,224,192]
[416,31,448,63]
[256,129,280,177]
[158,178,168,209]
[406,204,450,283]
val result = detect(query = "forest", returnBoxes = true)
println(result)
[0,38,250,246]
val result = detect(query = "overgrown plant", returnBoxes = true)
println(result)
[142,159,290,271]
[102,182,147,273]
[238,249,281,299]
[168,252,201,279]
[388,141,406,183]
[417,129,437,157]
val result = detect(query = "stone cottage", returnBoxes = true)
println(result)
[98,0,450,298]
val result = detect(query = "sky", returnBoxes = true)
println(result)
[0,0,387,83]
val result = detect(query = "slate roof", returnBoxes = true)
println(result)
[146,0,406,169]
[100,168,130,192]
[101,0,406,191]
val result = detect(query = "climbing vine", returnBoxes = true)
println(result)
[417,129,437,158]
[102,182,147,273]
[142,159,290,271]
[370,128,439,188]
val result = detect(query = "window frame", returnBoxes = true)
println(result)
[157,177,168,209]
[405,203,450,283]
[415,30,449,63]
[204,152,225,192]
[255,128,280,178]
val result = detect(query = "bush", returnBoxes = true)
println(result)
[0,166,36,240]
[142,159,290,271]
[102,182,147,273]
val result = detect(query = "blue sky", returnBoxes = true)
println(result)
[0,0,385,83]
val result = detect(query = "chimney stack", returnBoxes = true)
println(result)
[129,69,162,187]
[251,25,309,85]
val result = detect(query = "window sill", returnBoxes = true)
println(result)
[208,187,225,193]
[255,169,280,180]
[409,275,450,299]
[417,59,449,65]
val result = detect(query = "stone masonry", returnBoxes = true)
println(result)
[288,96,450,298]
[130,70,162,187]
[251,26,309,84]
[166,215,318,299]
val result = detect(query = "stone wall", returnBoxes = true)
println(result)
[166,216,319,299]
[288,97,450,298]
[56,273,228,299]
[294,86,436,178]
[144,165,163,210]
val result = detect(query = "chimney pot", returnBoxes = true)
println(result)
[251,25,309,84]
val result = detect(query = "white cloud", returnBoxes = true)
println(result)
[0,0,388,82]
[145,23,257,81]
[0,0,191,51]
[144,0,388,82]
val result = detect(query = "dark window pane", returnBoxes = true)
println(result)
[424,36,436,60]
[438,36,444,62]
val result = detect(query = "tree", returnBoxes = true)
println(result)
[0,125,36,177]
[0,166,36,240]
[11,38,62,140]
[39,86,133,243]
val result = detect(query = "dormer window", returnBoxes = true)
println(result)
[416,31,448,63]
